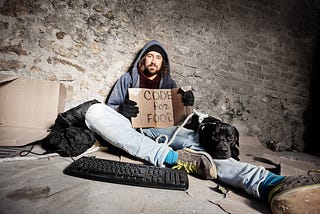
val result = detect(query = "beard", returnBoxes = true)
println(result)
[143,63,160,77]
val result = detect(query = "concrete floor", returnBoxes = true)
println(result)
[0,136,319,214]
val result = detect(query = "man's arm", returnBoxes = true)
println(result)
[106,73,140,118]
[106,73,131,110]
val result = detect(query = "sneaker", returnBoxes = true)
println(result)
[173,148,217,179]
[269,170,320,214]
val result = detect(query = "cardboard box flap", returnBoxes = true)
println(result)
[58,83,67,114]
[0,125,49,147]
[0,74,18,83]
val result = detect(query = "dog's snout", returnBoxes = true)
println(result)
[216,145,229,153]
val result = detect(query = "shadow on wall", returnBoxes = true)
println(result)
[303,30,320,156]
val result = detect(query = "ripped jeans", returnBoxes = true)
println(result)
[85,103,269,198]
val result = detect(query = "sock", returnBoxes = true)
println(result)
[164,150,178,165]
[259,172,286,199]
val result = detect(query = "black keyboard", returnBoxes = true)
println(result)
[63,156,189,191]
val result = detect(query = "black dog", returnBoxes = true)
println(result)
[198,116,240,160]
[185,114,240,160]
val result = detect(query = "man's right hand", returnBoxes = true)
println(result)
[119,99,139,118]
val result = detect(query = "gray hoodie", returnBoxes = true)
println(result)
[106,40,177,110]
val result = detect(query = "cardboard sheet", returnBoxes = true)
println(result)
[0,74,66,146]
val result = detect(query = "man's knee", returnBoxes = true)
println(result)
[85,103,107,129]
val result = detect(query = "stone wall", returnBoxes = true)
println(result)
[1,0,319,154]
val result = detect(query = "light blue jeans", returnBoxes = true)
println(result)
[85,103,268,198]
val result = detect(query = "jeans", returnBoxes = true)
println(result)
[85,103,269,198]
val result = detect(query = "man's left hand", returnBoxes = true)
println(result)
[181,90,194,106]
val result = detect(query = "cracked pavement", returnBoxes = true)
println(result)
[0,136,319,214]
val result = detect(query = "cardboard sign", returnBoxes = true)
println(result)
[128,88,192,128]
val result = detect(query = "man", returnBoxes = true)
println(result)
[85,40,319,213]
[86,40,216,179]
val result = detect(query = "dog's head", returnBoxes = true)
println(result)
[198,117,240,160]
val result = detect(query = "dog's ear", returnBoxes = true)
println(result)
[234,126,240,147]
[198,123,210,138]
[232,147,240,161]
[231,126,240,161]
[198,123,215,145]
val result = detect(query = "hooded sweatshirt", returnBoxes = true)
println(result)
[106,40,177,110]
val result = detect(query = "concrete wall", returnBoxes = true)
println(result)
[1,0,319,154]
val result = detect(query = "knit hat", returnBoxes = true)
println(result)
[144,45,167,62]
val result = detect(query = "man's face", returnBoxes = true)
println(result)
[144,51,163,78]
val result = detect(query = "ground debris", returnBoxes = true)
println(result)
[208,199,232,214]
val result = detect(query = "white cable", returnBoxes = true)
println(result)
[166,112,194,145]
[155,134,169,144]
[153,112,195,145]
[139,127,144,135]
[139,113,195,146]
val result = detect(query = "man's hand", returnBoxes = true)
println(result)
[119,99,139,118]
[179,88,195,106]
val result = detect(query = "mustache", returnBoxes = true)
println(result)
[147,63,158,68]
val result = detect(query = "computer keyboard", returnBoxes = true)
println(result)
[63,156,189,191]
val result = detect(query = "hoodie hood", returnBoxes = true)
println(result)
[131,40,171,88]
[106,40,177,110]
